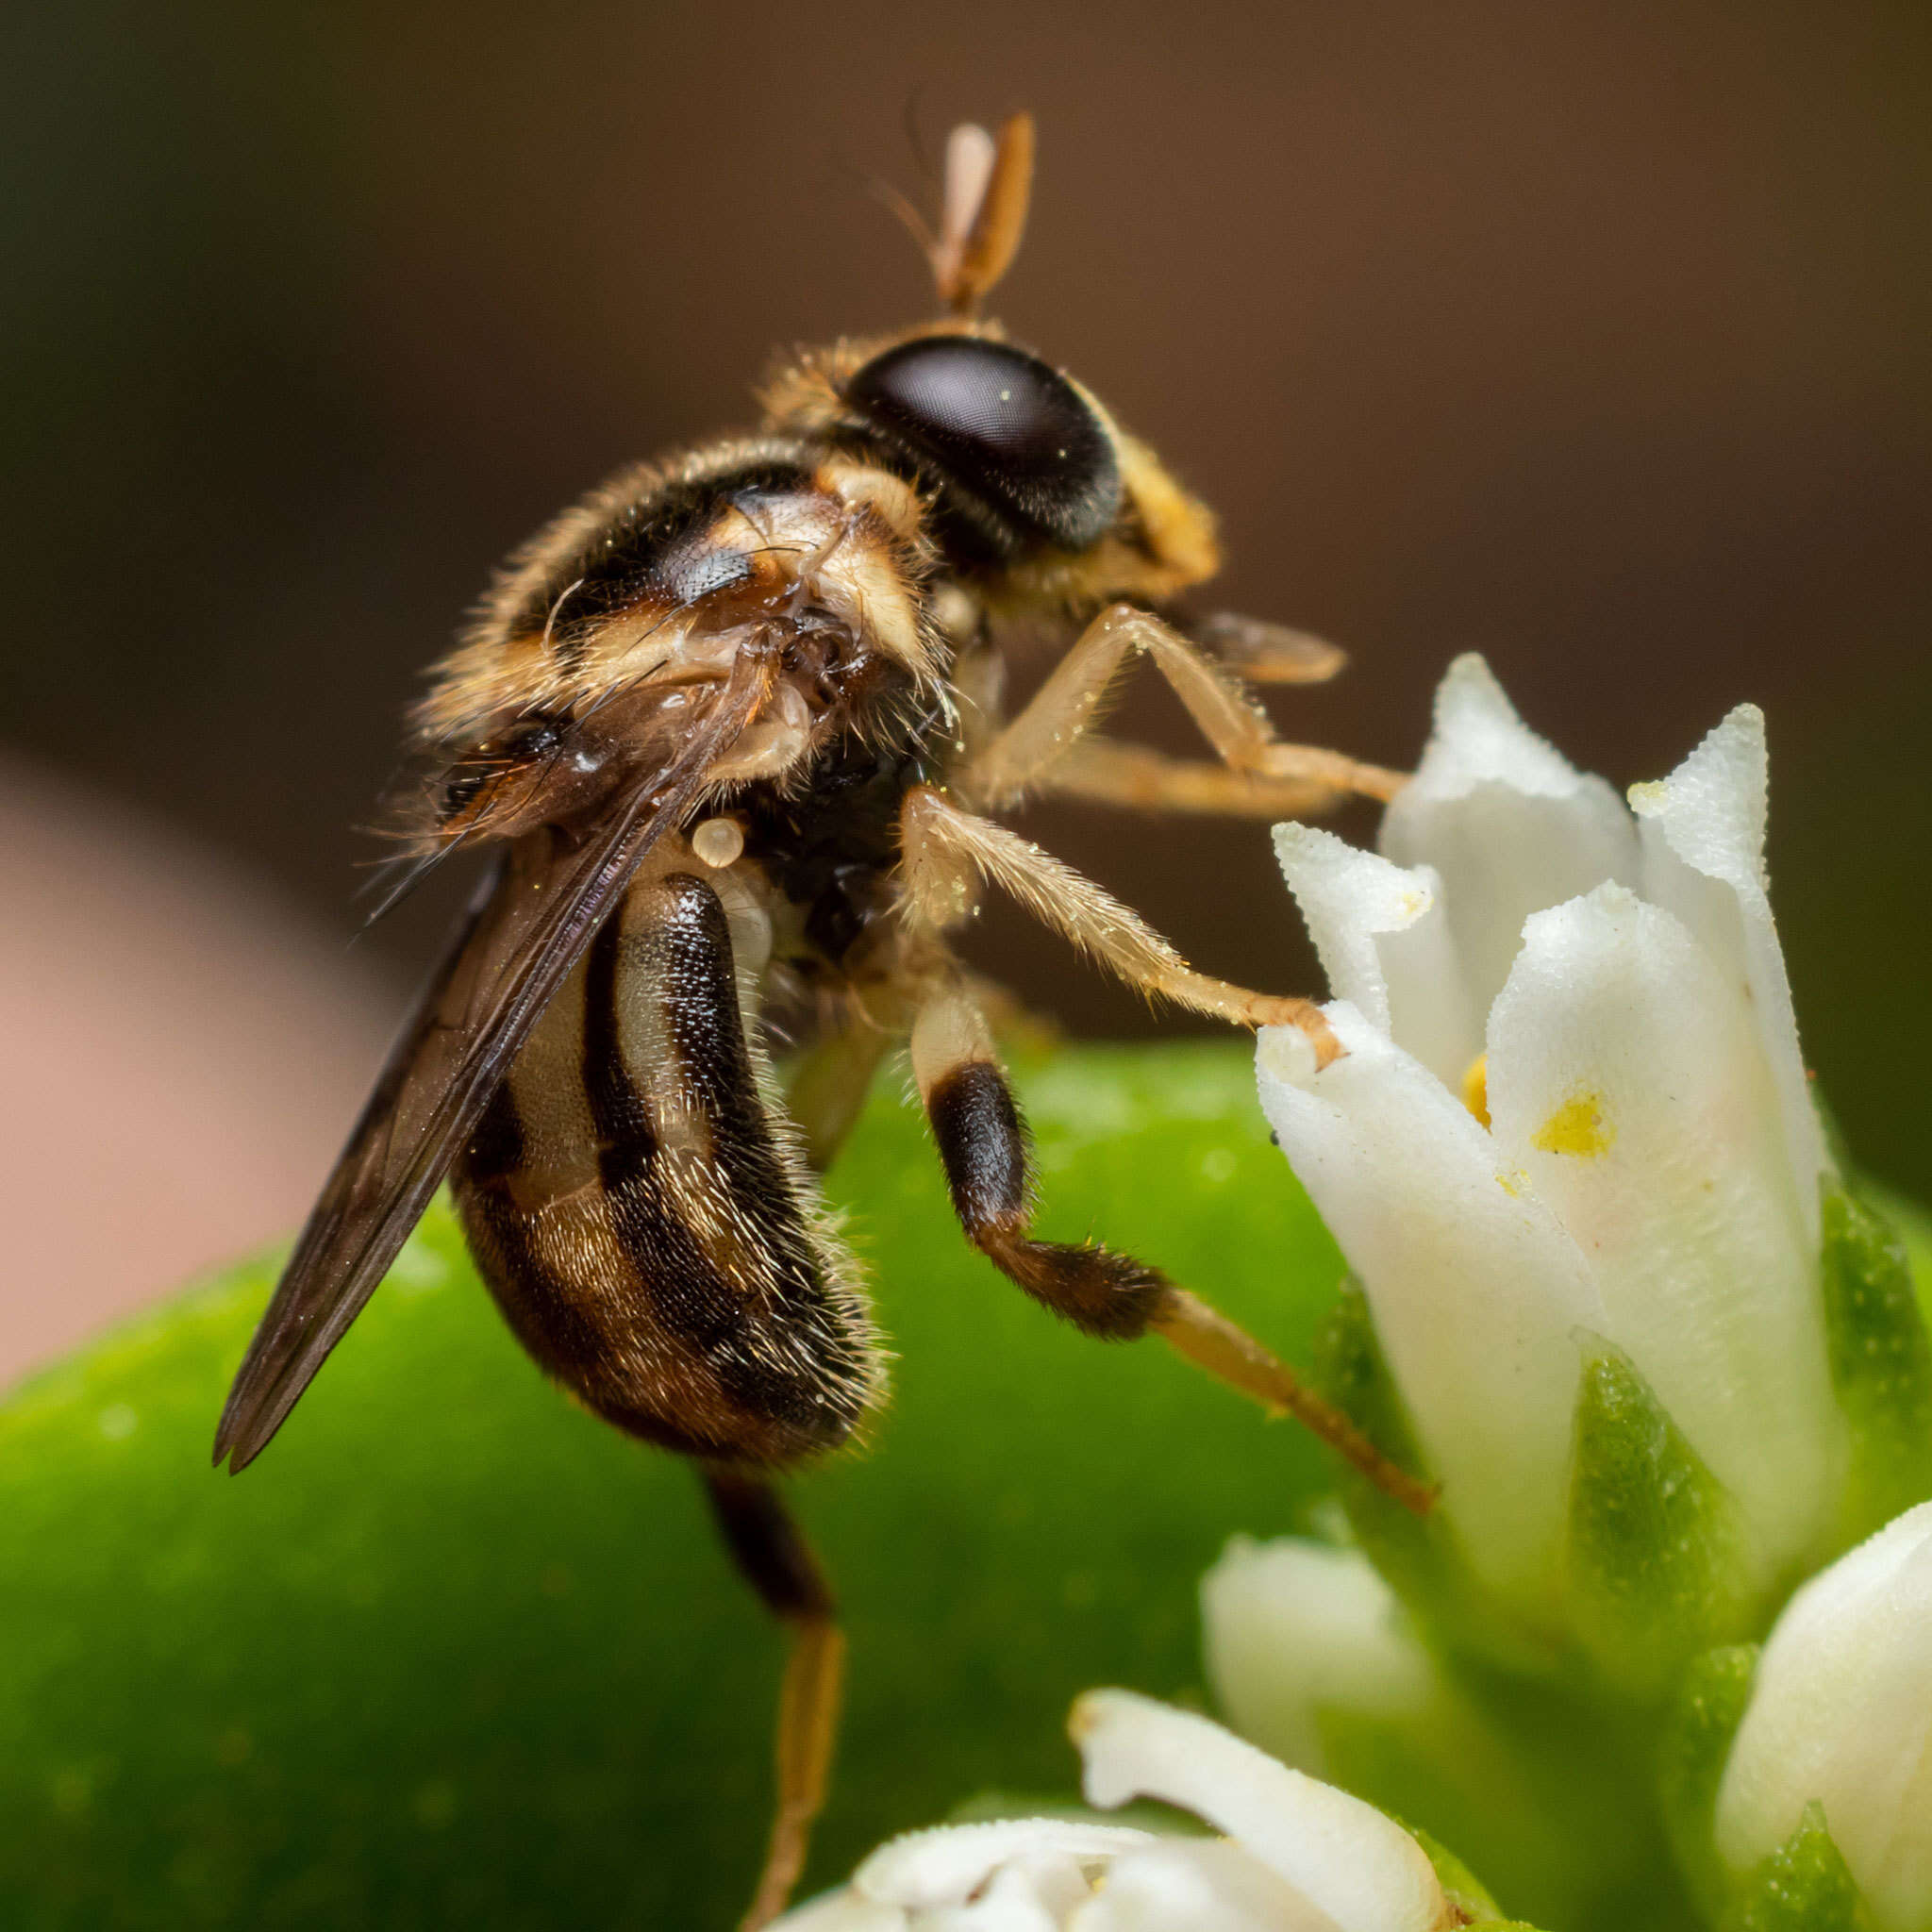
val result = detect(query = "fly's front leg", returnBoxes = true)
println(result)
[702,1467,845,1932]
[898,783,1340,1056]
[908,981,1434,1515]
[960,602,1405,811]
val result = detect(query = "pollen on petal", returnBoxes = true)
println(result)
[1532,1091,1616,1158]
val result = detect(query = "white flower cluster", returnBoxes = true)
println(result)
[781,658,1932,1932]
[1258,655,1841,1616]
[1231,657,1932,1924]
[777,1690,1457,1931]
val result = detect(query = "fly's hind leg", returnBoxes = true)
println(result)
[908,981,1435,1516]
[703,1466,846,1932]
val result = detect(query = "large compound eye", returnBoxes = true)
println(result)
[844,337,1122,553]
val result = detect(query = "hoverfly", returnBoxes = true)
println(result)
[216,114,1426,1929]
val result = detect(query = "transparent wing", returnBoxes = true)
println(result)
[214,658,773,1470]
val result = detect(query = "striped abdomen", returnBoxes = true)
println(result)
[452,869,883,1467]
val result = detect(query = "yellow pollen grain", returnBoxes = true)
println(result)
[1533,1091,1616,1158]
[1460,1054,1491,1128]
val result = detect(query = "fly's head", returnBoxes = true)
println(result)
[757,115,1221,632]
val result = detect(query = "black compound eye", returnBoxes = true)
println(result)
[844,337,1122,554]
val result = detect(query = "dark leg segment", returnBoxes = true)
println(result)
[924,1058,1167,1338]
[702,1467,845,1932]
[911,983,1436,1515]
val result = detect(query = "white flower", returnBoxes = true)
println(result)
[1201,1536,1442,1779]
[775,1690,1454,1930]
[1257,656,1842,1616]
[1715,1500,1932,1930]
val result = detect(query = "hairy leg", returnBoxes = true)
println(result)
[960,602,1404,811]
[898,783,1338,1054]
[908,981,1433,1514]
[702,1467,846,1932]
[1035,735,1343,817]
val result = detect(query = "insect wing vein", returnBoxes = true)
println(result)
[214,655,776,1469]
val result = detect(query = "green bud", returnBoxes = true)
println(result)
[1309,1283,1511,1666]
[1657,1644,1758,1920]
[1819,1186,1932,1544]
[1721,1801,1876,1932]
[1309,1281,1432,1586]
[1563,1343,1747,1696]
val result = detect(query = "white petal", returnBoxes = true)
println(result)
[1271,824,1478,1083]
[1071,1690,1448,1932]
[1629,705,1833,1246]
[994,1852,1097,1922]
[1201,1537,1441,1777]
[914,1860,1070,1930]
[1716,1502,1932,1931]
[1485,884,1843,1581]
[1380,655,1641,1025]
[857,1822,1155,1909]
[1072,1840,1342,1932]
[774,1889,907,1931]
[1257,1005,1604,1608]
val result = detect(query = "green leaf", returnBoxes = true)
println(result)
[1722,1802,1876,1932]
[1563,1342,1747,1698]
[0,1043,1352,1932]
[1820,1184,1932,1543]
[1657,1643,1758,1920]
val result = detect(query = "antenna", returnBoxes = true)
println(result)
[880,113,1037,317]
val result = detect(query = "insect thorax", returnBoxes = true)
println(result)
[411,437,949,850]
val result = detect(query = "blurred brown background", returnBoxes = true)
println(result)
[5,0,1929,1371]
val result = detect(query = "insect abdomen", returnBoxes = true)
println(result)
[453,869,883,1467]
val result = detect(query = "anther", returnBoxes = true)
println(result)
[1461,1054,1491,1128]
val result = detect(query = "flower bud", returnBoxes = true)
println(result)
[1200,1535,1441,1779]
[1715,1501,1932,1930]
[1258,657,1863,1648]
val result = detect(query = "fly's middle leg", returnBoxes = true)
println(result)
[908,980,1435,1516]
